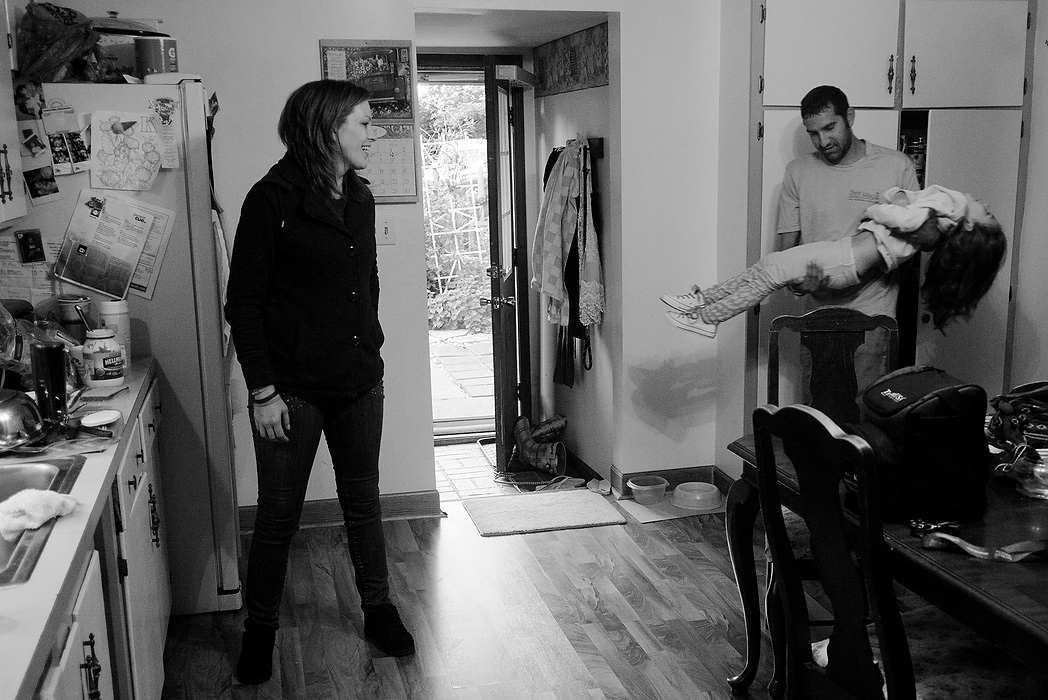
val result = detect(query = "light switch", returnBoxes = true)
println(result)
[378,217,396,245]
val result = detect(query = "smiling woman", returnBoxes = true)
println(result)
[224,78,415,684]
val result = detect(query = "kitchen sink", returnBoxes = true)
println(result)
[0,456,85,587]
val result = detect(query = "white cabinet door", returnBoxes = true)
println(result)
[39,552,114,700]
[902,0,1029,107]
[116,402,170,700]
[915,109,1021,398]
[0,27,27,223]
[763,0,901,108]
[756,109,902,405]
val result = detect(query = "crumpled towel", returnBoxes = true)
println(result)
[0,489,79,541]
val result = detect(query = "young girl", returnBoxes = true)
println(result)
[662,185,1006,338]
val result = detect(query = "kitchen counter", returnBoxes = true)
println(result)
[0,359,155,700]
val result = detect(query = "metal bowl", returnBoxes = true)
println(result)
[0,389,45,451]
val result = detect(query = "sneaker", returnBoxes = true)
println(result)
[665,310,717,338]
[660,287,706,313]
[363,603,416,657]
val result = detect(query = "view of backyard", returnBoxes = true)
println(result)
[419,82,495,427]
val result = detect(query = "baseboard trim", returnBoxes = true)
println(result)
[238,490,445,533]
[611,464,730,499]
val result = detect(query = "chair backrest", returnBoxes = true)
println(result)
[753,403,916,700]
[768,306,899,425]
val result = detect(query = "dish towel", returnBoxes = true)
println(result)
[0,489,78,541]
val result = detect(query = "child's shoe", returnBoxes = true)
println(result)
[660,286,706,313]
[665,309,717,338]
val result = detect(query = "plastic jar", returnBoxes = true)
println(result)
[82,328,125,387]
[97,299,131,363]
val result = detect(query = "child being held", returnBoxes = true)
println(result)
[662,185,1006,338]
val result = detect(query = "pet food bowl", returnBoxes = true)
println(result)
[671,481,724,511]
[628,475,669,505]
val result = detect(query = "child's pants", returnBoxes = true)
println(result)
[701,237,861,324]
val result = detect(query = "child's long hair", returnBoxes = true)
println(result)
[921,215,1006,332]
[277,79,371,200]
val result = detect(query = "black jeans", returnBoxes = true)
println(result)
[244,383,389,629]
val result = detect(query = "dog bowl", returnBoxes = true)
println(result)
[671,482,724,511]
[628,475,669,505]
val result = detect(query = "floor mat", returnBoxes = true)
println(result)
[462,489,626,536]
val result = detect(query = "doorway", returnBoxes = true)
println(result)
[419,54,532,481]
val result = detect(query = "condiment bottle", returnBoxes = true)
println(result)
[82,328,125,387]
[97,299,131,365]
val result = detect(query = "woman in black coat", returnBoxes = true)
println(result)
[225,79,413,685]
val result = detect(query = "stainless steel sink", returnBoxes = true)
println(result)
[0,456,85,587]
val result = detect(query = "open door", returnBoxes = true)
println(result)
[483,56,532,468]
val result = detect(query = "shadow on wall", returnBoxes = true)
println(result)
[627,353,718,442]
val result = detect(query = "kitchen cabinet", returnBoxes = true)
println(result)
[38,552,115,700]
[763,0,901,108]
[901,0,1029,108]
[752,0,1032,404]
[913,109,1021,396]
[0,9,27,224]
[113,379,170,700]
[761,0,1029,109]
[2,364,173,700]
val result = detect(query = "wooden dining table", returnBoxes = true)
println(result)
[725,434,1048,696]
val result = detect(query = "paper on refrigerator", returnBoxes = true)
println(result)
[52,190,155,299]
[90,111,164,190]
[127,197,177,299]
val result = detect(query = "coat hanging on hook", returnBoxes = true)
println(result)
[531,135,605,386]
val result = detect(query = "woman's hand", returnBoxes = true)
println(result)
[252,396,290,442]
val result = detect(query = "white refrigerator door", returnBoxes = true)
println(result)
[39,81,241,614]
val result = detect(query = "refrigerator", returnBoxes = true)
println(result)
[14,80,241,615]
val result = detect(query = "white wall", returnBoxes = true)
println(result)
[534,85,617,478]
[48,0,730,501]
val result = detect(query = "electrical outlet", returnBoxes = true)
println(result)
[378,217,396,245]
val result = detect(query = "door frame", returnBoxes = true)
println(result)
[417,53,533,453]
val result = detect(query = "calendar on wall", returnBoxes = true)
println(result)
[360,122,418,203]
[320,39,418,203]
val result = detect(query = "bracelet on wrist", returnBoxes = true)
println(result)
[252,390,279,405]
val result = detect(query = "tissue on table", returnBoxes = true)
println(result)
[0,488,78,541]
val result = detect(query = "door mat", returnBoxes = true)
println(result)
[462,489,626,536]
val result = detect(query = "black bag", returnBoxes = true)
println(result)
[847,366,990,523]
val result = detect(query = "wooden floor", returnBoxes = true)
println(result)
[161,500,783,700]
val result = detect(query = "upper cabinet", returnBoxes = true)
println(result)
[902,0,1029,107]
[762,0,1029,110]
[763,0,902,108]
[0,35,26,223]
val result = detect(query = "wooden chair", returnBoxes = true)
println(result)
[726,306,898,696]
[755,403,1048,700]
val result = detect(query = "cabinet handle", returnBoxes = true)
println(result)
[0,145,12,203]
[80,632,103,699]
[148,483,161,548]
[887,55,895,94]
[909,55,917,95]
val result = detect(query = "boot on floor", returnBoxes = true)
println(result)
[237,618,276,684]
[363,603,416,657]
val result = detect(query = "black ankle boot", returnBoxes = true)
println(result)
[362,603,415,657]
[237,619,276,684]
